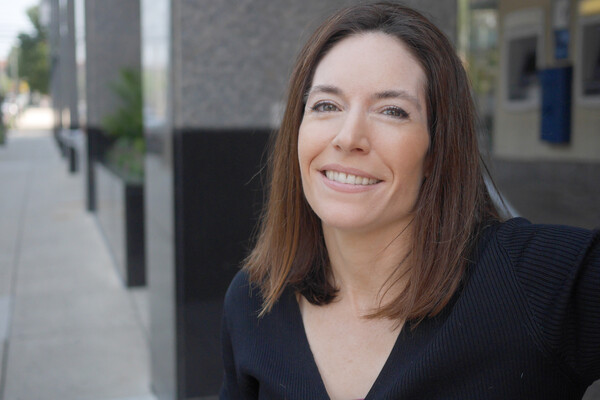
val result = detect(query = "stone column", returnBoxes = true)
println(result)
[48,0,62,135]
[83,0,141,210]
[59,0,78,129]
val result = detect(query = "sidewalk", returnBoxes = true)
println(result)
[0,109,155,400]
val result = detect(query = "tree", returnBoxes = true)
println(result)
[16,5,49,94]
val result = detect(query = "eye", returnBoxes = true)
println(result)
[382,106,409,119]
[311,101,340,113]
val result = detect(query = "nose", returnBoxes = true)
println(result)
[331,110,370,154]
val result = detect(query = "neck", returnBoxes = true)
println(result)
[322,221,412,315]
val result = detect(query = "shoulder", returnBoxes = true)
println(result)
[223,269,302,332]
[489,217,599,270]
[483,219,600,383]
[224,269,255,307]
[222,270,263,329]
[494,216,597,245]
[222,270,303,358]
[471,217,599,326]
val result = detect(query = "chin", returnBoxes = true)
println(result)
[317,209,376,232]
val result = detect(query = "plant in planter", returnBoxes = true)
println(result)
[96,68,146,287]
[101,68,144,182]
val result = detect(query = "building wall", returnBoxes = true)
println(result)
[60,0,78,128]
[74,0,86,128]
[85,0,141,128]
[169,0,457,129]
[493,0,600,161]
[48,0,62,132]
[46,0,77,131]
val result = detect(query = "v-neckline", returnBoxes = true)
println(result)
[287,289,408,400]
[279,228,486,398]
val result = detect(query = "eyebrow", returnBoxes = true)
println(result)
[304,85,422,112]
[374,90,422,112]
[303,85,340,103]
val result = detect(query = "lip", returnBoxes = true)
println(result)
[318,164,382,193]
[319,164,381,181]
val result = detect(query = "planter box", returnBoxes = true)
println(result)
[95,161,145,286]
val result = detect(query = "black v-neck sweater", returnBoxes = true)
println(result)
[220,218,600,399]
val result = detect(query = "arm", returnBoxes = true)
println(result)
[559,231,600,384]
[506,221,600,386]
[219,270,259,399]
[220,310,243,400]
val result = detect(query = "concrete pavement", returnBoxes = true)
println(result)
[0,109,155,400]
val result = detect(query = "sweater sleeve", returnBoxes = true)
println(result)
[498,219,600,386]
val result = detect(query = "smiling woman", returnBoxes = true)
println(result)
[220,2,600,400]
[295,35,432,397]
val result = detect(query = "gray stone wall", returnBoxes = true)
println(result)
[492,158,600,229]
[171,0,457,129]
[85,0,141,127]
[75,0,86,127]
[60,0,78,128]
[48,0,62,130]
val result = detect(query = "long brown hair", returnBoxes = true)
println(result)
[244,2,499,321]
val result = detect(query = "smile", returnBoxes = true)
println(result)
[324,170,381,185]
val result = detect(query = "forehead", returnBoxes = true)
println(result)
[311,32,426,102]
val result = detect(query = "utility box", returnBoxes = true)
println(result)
[539,66,572,143]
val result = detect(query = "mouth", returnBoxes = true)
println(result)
[323,170,381,186]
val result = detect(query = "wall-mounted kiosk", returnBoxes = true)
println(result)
[576,9,600,105]
[502,7,544,111]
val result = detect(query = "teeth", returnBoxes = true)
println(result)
[324,170,380,185]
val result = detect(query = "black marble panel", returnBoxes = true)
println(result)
[85,127,100,211]
[126,183,146,286]
[68,145,77,173]
[173,127,269,397]
[85,127,114,211]
[95,161,146,287]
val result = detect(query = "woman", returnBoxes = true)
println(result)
[220,3,600,399]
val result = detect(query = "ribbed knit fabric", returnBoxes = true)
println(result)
[220,218,600,399]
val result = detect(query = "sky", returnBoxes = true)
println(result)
[0,0,41,61]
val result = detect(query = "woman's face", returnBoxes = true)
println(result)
[298,32,430,236]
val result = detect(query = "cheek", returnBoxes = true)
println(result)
[297,122,325,172]
[297,124,316,190]
[297,124,309,172]
[385,133,430,185]
[410,145,429,181]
